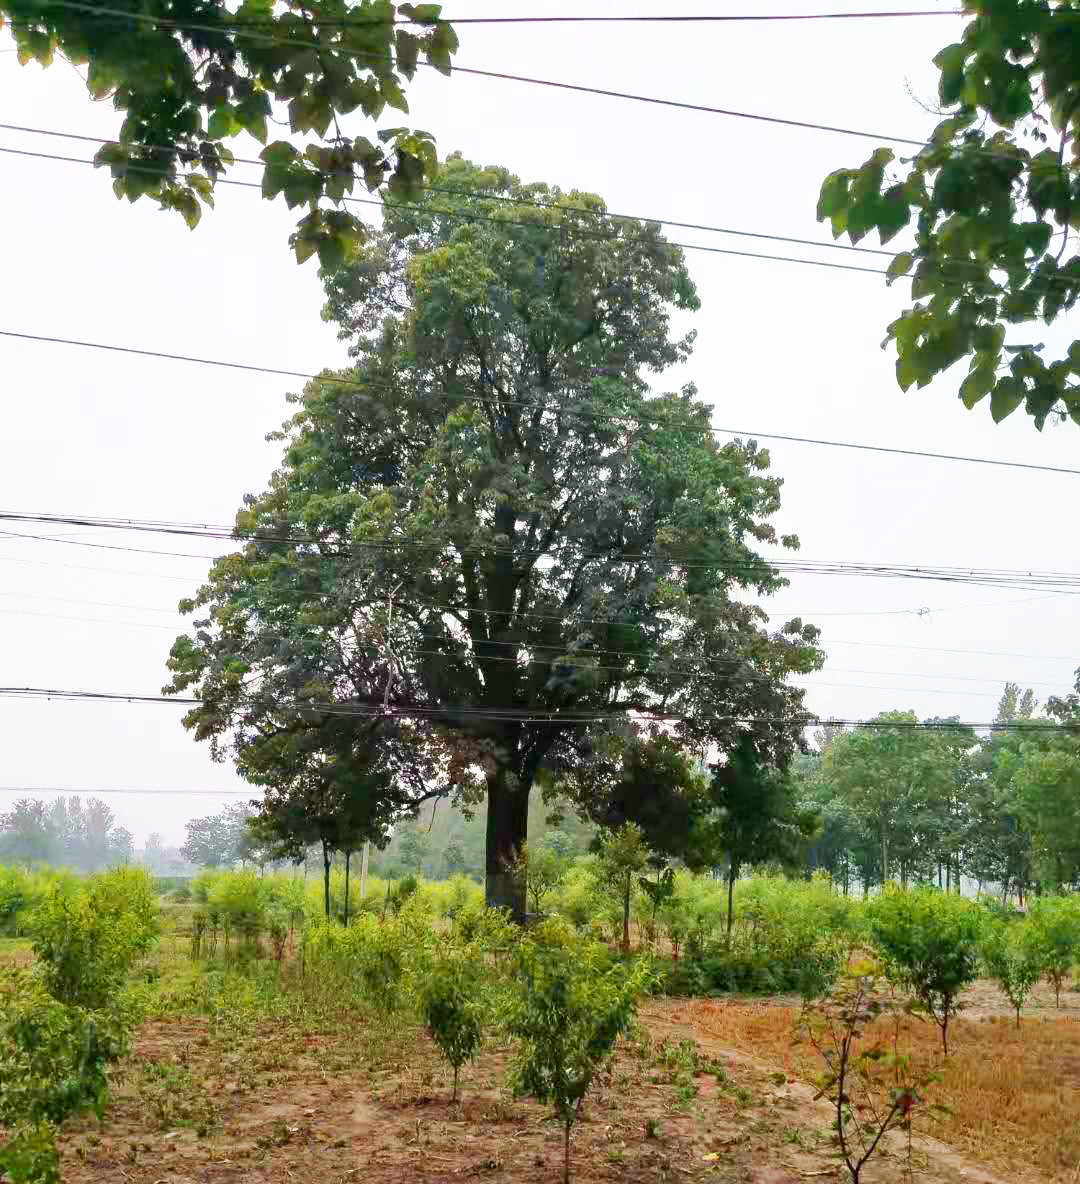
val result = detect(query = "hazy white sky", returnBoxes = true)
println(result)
[1,1,1077,845]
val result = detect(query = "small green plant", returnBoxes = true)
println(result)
[982,921,1045,1028]
[507,935,652,1184]
[1028,895,1080,1008]
[0,973,129,1184]
[417,949,487,1100]
[795,958,943,1184]
[866,886,983,1055]
[29,866,159,1009]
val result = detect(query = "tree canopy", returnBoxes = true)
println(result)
[817,0,1080,428]
[1,0,457,262]
[165,155,823,916]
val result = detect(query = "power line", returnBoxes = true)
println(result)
[825,637,1080,664]
[0,588,179,614]
[0,143,893,277]
[0,122,898,261]
[0,685,1066,732]
[0,590,1067,698]
[8,510,1080,593]
[0,785,254,796]
[20,1,932,147]
[15,2,966,27]
[0,323,1076,480]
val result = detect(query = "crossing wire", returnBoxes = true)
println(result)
[0,322,1077,479]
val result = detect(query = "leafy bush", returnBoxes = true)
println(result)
[507,935,652,1184]
[658,875,860,999]
[1028,895,1080,1007]
[417,949,488,1099]
[0,972,130,1184]
[982,920,1045,1027]
[0,867,64,939]
[29,867,159,1009]
[866,886,984,1054]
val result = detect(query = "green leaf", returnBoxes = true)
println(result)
[885,252,914,285]
[400,3,442,23]
[207,107,236,140]
[317,235,347,271]
[959,364,993,408]
[990,377,1025,422]
[395,29,420,77]
[293,234,319,265]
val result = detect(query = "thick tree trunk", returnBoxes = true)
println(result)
[485,769,529,922]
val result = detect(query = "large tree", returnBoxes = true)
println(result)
[2,0,456,260]
[817,0,1080,428]
[165,156,822,916]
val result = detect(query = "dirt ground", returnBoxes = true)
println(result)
[46,987,1050,1184]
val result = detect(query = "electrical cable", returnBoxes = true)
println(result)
[11,0,936,146]
[0,685,1068,731]
[0,313,1076,478]
[0,143,894,277]
[7,510,1080,593]
[0,121,899,260]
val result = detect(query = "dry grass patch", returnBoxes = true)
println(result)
[662,997,1080,1180]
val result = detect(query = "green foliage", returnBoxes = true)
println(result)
[661,874,860,1000]
[1,0,456,259]
[506,934,652,1184]
[417,948,488,1099]
[0,974,126,1129]
[821,713,975,890]
[1028,894,1080,1006]
[592,824,650,953]
[30,866,159,1009]
[866,886,984,1054]
[509,842,568,915]
[0,867,63,937]
[982,919,1046,1027]
[796,958,943,1184]
[817,2,1080,428]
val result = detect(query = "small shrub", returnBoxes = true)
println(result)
[866,886,983,1055]
[795,958,943,1184]
[983,921,1045,1027]
[30,867,159,1009]
[0,972,130,1184]
[417,950,488,1099]
[507,935,652,1184]
[1028,895,1080,1008]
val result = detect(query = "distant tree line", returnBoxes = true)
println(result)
[0,796,134,872]
[794,682,1080,902]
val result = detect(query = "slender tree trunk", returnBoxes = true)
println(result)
[881,834,889,886]
[726,862,737,940]
[622,877,631,953]
[360,840,370,899]
[322,839,332,920]
[344,850,351,927]
[484,767,529,922]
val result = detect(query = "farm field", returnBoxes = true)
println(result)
[4,923,1077,1184]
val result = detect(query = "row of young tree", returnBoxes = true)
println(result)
[797,683,1080,901]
